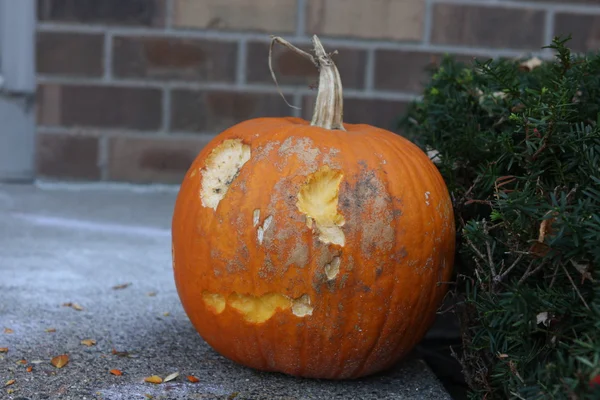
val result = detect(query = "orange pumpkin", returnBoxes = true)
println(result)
[171,35,455,379]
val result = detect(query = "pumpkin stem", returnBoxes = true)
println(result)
[269,35,345,131]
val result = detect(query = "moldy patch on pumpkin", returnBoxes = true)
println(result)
[277,137,320,172]
[286,242,310,268]
[200,138,251,210]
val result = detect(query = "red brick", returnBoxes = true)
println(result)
[431,4,545,50]
[37,84,162,131]
[113,36,237,82]
[36,133,100,180]
[306,0,425,41]
[375,51,480,93]
[171,0,296,33]
[554,13,600,53]
[246,41,366,89]
[302,96,408,131]
[108,136,211,183]
[171,90,293,133]
[37,32,104,77]
[37,0,166,27]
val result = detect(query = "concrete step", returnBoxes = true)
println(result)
[0,183,451,399]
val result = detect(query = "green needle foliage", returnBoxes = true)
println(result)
[399,36,600,399]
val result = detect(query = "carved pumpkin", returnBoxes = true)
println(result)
[171,35,455,379]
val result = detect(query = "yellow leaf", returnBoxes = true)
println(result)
[80,339,97,347]
[45,328,56,333]
[16,359,27,365]
[109,369,123,376]
[62,302,84,311]
[0,348,7,353]
[147,292,157,297]
[163,312,170,317]
[4,328,13,334]
[163,372,179,382]
[187,375,200,383]
[51,354,69,368]
[112,283,131,290]
[4,379,15,387]
[144,375,163,384]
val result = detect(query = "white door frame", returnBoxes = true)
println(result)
[0,0,36,182]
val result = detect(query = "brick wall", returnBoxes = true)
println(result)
[35,0,600,184]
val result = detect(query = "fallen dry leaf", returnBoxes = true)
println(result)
[26,366,33,372]
[536,311,550,327]
[4,379,15,387]
[144,375,163,384]
[163,372,179,382]
[0,348,7,353]
[45,328,56,333]
[497,353,509,359]
[147,292,157,297]
[16,359,27,365]
[519,56,543,72]
[109,369,123,376]
[163,312,170,317]
[51,354,69,368]
[62,302,84,311]
[4,328,14,334]
[187,375,200,383]
[111,348,135,358]
[80,339,97,347]
[112,283,131,290]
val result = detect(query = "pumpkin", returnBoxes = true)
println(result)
[171,35,455,380]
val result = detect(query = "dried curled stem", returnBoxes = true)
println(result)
[269,35,345,130]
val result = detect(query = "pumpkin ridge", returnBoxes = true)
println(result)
[350,134,403,376]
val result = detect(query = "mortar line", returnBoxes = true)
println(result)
[161,87,171,133]
[543,10,556,56]
[37,126,218,140]
[36,76,422,101]
[292,92,303,118]
[103,31,113,82]
[364,47,376,93]
[422,0,434,45]
[35,22,553,55]
[295,0,307,38]
[432,0,600,13]
[236,38,248,86]
[97,135,110,181]
[165,0,174,31]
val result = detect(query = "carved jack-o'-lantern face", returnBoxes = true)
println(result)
[171,36,455,380]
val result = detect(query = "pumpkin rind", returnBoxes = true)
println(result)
[171,35,455,379]
[172,117,455,379]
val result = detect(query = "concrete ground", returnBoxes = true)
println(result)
[0,182,451,400]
